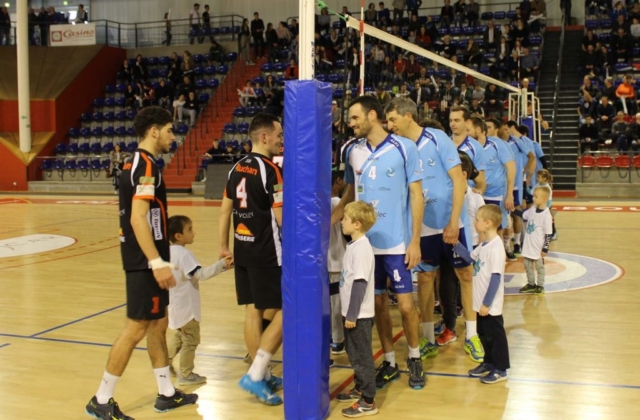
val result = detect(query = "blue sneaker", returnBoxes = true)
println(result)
[480,369,508,384]
[468,362,493,377]
[266,374,283,392]
[238,374,283,405]
[434,320,445,335]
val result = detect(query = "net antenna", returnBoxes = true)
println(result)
[343,15,521,97]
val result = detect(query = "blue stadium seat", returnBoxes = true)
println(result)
[79,127,91,138]
[458,39,469,48]
[91,127,103,137]
[54,159,65,170]
[476,25,487,35]
[600,19,612,29]
[90,142,102,154]
[205,66,216,76]
[115,97,126,108]
[450,27,461,36]
[316,74,328,82]
[149,68,160,78]
[68,127,80,139]
[126,110,136,121]
[92,112,104,122]
[105,85,116,95]
[68,143,79,155]
[261,63,273,73]
[156,158,165,169]
[93,98,104,108]
[101,159,111,170]
[159,56,170,65]
[103,142,114,153]
[273,62,287,72]
[78,159,90,170]
[103,126,115,138]
[506,10,517,20]
[54,143,67,154]
[245,106,259,117]
[103,111,115,122]
[40,159,53,171]
[493,11,506,20]
[438,27,449,36]
[335,60,345,69]
[91,159,102,170]
[78,143,91,154]
[210,27,220,36]
[159,68,169,78]
[115,126,127,137]
[170,141,177,152]
[328,73,343,84]
[207,78,220,89]
[199,93,210,103]
[126,142,138,153]
[463,26,475,36]
[116,84,127,93]
[81,112,92,123]
[237,122,249,136]
[194,66,204,76]
[234,107,247,119]
[481,12,493,21]
[196,79,207,89]
[126,126,135,136]
[148,56,158,66]
[253,76,266,85]
[227,52,238,62]
[220,26,231,35]
[480,67,490,75]
[431,14,440,23]
[217,65,229,75]
[333,88,344,99]
[223,123,237,134]
[585,19,598,30]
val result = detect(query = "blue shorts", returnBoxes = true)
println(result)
[374,254,413,295]
[484,199,509,230]
[513,189,523,207]
[414,228,471,272]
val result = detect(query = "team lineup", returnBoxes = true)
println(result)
[85,95,553,419]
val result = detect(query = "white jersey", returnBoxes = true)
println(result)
[328,197,347,273]
[521,207,553,260]
[470,236,505,316]
[340,236,375,319]
[465,185,486,246]
[169,245,202,329]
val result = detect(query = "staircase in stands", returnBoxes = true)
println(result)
[537,29,584,191]
[162,59,265,190]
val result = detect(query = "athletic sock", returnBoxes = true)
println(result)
[248,349,272,381]
[466,321,477,340]
[262,318,272,331]
[154,366,175,397]
[96,371,120,404]
[421,322,435,344]
[264,366,272,380]
[408,346,420,359]
[514,233,522,245]
[503,238,512,251]
[384,351,396,367]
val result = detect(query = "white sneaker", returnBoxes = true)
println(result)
[200,177,207,183]
[179,372,207,385]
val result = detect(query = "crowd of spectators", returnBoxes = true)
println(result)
[0,5,89,46]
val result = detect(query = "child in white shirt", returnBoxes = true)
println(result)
[167,215,232,384]
[336,201,379,417]
[329,172,348,356]
[453,204,510,384]
[536,169,557,240]
[518,185,553,295]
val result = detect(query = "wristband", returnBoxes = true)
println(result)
[149,257,173,270]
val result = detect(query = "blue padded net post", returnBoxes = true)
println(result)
[282,80,333,420]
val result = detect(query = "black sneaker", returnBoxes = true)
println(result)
[375,361,400,389]
[331,341,346,355]
[154,389,198,413]
[85,396,133,420]
[534,286,545,295]
[519,284,537,294]
[406,357,426,389]
[506,251,517,261]
[514,244,521,255]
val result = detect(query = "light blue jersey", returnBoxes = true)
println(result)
[482,136,515,201]
[417,127,463,232]
[344,134,423,255]
[521,135,540,184]
[530,140,545,187]
[456,135,487,189]
[507,134,531,190]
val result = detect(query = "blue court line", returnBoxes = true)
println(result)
[0,343,10,349]
[0,331,638,391]
[30,303,126,337]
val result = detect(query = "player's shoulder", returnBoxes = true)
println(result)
[390,134,418,149]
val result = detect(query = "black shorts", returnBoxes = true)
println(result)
[235,265,282,310]
[126,270,169,320]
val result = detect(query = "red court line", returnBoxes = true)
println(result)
[329,330,405,401]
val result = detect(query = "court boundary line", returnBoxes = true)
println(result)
[30,303,127,337]
[1,331,639,391]
[0,343,10,349]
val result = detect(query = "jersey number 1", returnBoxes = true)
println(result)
[237,178,248,208]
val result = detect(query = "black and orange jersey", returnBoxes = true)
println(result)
[119,149,170,271]
[224,152,283,267]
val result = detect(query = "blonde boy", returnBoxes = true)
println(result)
[453,204,510,384]
[336,201,379,418]
[167,215,232,384]
[519,186,553,295]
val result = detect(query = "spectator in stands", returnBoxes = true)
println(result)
[133,55,148,82]
[265,22,279,62]
[466,0,480,26]
[578,95,597,125]
[263,75,280,102]
[484,20,500,50]
[416,26,432,48]
[376,85,392,108]
[109,144,128,194]
[532,0,547,16]
[396,83,410,98]
[251,12,265,59]
[28,8,37,46]
[378,2,391,24]
[286,59,299,80]
[202,5,215,43]
[631,3,640,21]
[625,113,640,152]
[365,3,378,24]
[37,7,48,46]
[162,12,172,46]
[472,83,485,102]
[239,18,253,66]
[141,83,155,108]
[317,8,331,34]
[204,139,223,163]
[582,29,598,52]
[585,0,603,17]
[173,94,186,122]
[440,0,454,28]
[75,4,88,23]
[597,46,613,78]
[458,82,473,105]
[392,54,407,85]
[616,75,637,115]
[612,28,630,63]
[392,0,407,21]
[239,141,252,157]
[168,61,182,86]
[156,80,172,110]
[630,17,640,47]
[612,111,630,151]
[408,14,421,33]
[579,115,599,154]
[470,98,485,117]
[124,84,139,109]
[596,95,616,135]
[410,81,426,106]
[513,19,531,47]
[453,0,466,26]
[520,48,539,79]
[276,21,291,47]
[463,38,482,66]
[379,56,394,84]
[439,35,455,59]
[405,54,420,82]
[612,12,629,34]
[332,100,342,135]
[560,0,572,26]
[239,80,256,107]
[189,3,202,44]
[182,91,199,126]
[581,44,600,76]
[407,0,423,17]
[119,59,133,84]
[508,49,521,81]
[182,51,195,69]
[579,76,599,101]
[484,83,503,118]
[182,62,194,80]
[209,40,225,64]
[177,76,194,98]
[520,0,532,20]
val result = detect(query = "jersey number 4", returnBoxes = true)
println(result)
[368,166,377,180]
[236,178,248,208]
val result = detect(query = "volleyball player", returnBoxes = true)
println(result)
[86,107,198,420]
[468,116,516,236]
[332,96,427,389]
[219,113,285,405]
[384,98,467,359]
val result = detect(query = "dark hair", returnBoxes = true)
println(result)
[518,124,530,136]
[194,3,200,7]
[506,120,519,129]
[469,116,487,134]
[249,112,280,136]
[168,215,192,244]
[133,106,173,138]
[348,95,384,121]
[449,105,471,120]
[458,152,474,179]
[485,117,502,130]
[420,118,445,131]
[332,170,345,186]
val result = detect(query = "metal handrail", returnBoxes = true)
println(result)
[548,11,565,170]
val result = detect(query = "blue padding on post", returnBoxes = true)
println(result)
[282,80,333,420]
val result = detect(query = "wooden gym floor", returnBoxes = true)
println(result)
[0,195,638,420]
